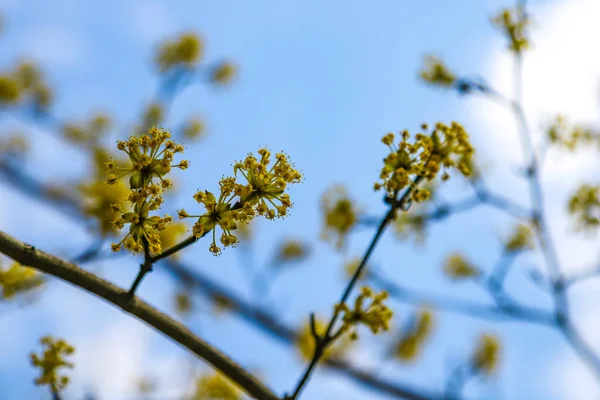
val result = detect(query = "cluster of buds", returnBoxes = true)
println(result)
[30,336,75,394]
[335,286,393,340]
[394,309,434,361]
[106,126,188,254]
[375,122,474,202]
[178,147,302,255]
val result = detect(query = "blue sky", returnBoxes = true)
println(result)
[1,0,600,399]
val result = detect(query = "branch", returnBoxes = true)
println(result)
[0,230,279,400]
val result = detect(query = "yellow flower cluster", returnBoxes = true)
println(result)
[546,115,599,151]
[568,184,600,232]
[179,148,301,255]
[375,122,474,201]
[141,102,164,130]
[0,61,53,110]
[192,372,242,400]
[0,260,44,299]
[335,286,393,340]
[211,61,237,85]
[62,113,111,146]
[491,8,529,53]
[296,316,350,361]
[343,258,368,279]
[444,253,480,280]
[156,33,203,73]
[472,334,501,376]
[274,239,310,264]
[394,213,427,244]
[183,117,205,140]
[106,126,188,254]
[30,336,75,394]
[79,149,129,237]
[419,55,456,87]
[394,309,434,362]
[0,132,29,157]
[504,224,534,252]
[321,186,358,249]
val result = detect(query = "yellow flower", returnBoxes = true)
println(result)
[546,115,598,151]
[343,258,369,280]
[375,123,474,199]
[142,102,164,129]
[491,8,529,53]
[321,186,358,249]
[336,286,393,340]
[0,261,44,299]
[192,372,242,400]
[234,148,302,219]
[419,55,456,87]
[0,132,29,157]
[211,61,236,85]
[106,126,187,196]
[296,316,350,361]
[183,117,205,140]
[472,334,501,375]
[62,113,112,146]
[444,253,479,280]
[156,32,203,73]
[273,239,310,264]
[110,200,172,254]
[504,224,534,253]
[30,336,75,395]
[394,309,434,362]
[568,184,600,232]
[0,75,20,104]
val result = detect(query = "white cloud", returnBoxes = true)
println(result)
[469,0,600,397]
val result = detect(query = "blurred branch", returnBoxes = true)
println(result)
[0,230,280,400]
[368,270,554,325]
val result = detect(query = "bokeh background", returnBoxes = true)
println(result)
[1,0,600,399]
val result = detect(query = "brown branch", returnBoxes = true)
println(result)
[0,230,279,400]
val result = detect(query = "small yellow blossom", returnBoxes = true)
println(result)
[321,186,358,249]
[183,117,205,140]
[111,200,171,254]
[491,8,529,53]
[0,132,29,156]
[0,75,20,104]
[30,336,75,395]
[343,258,369,280]
[174,290,193,315]
[419,55,456,87]
[156,32,203,73]
[211,61,236,85]
[192,372,242,400]
[0,261,44,299]
[273,239,310,264]
[296,316,350,361]
[472,334,501,375]
[142,102,164,129]
[394,309,434,362]
[106,126,187,195]
[568,184,600,232]
[504,224,534,252]
[375,123,474,200]
[444,253,480,280]
[335,286,393,340]
[546,115,599,151]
